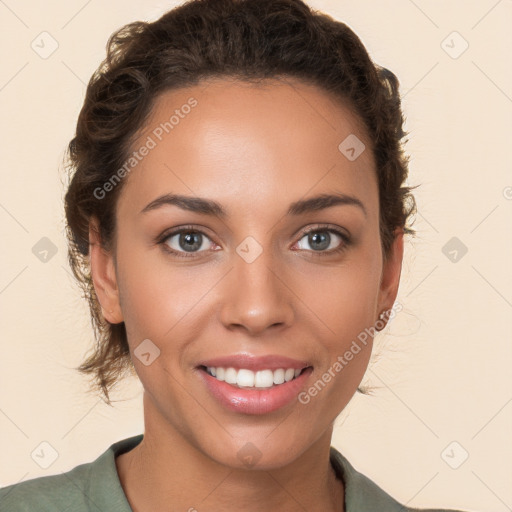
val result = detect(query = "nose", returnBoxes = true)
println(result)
[218,244,295,335]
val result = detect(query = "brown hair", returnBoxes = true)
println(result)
[64,0,416,403]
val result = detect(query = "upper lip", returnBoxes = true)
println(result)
[197,353,311,372]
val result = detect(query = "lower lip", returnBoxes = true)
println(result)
[198,367,313,415]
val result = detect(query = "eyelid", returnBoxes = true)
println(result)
[297,224,350,241]
[156,224,214,244]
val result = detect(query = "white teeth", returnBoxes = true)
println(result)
[284,368,295,382]
[237,369,254,387]
[255,370,274,388]
[225,367,237,385]
[273,368,285,385]
[205,366,304,388]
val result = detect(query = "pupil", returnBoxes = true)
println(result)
[310,231,329,251]
[181,232,201,251]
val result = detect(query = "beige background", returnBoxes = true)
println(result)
[1,0,511,510]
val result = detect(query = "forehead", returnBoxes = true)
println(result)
[117,77,378,222]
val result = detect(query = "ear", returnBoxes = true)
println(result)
[375,228,404,330]
[89,216,123,324]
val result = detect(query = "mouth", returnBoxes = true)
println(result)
[199,365,308,389]
[195,355,314,415]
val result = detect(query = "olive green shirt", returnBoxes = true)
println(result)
[0,434,468,511]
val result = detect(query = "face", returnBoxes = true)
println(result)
[91,77,403,470]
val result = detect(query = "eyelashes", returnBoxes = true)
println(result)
[157,224,352,259]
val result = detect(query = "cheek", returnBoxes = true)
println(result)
[115,249,203,397]
[312,278,376,385]
[115,244,223,391]
[116,239,199,326]
[297,262,379,414]
[304,248,382,343]
[300,241,382,403]
[115,243,179,348]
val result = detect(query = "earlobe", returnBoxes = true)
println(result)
[89,216,123,325]
[376,228,404,330]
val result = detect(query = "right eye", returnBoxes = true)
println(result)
[159,226,216,258]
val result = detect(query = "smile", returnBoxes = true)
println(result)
[197,365,314,415]
[203,366,305,389]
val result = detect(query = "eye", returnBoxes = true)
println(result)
[157,224,351,259]
[159,226,215,258]
[295,226,351,255]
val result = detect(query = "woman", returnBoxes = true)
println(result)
[0,0,470,510]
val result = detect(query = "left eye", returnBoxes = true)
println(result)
[295,228,348,254]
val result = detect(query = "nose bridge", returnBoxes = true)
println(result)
[235,235,277,291]
[219,234,294,333]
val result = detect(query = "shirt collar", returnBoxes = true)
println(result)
[330,445,405,511]
[88,434,404,512]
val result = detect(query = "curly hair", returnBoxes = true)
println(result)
[63,0,416,403]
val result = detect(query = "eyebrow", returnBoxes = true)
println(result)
[140,192,367,218]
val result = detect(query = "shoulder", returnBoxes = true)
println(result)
[329,446,469,512]
[0,461,94,512]
[0,435,142,512]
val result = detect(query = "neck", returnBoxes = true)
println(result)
[116,395,345,512]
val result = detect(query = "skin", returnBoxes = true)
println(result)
[89,77,404,512]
